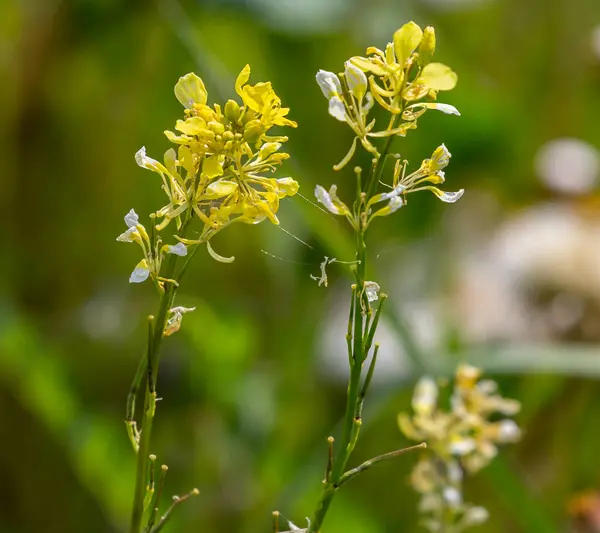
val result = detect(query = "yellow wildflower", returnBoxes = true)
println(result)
[136,66,298,242]
[315,22,459,171]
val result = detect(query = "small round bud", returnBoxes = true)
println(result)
[208,120,225,135]
[224,99,241,122]
[222,130,234,142]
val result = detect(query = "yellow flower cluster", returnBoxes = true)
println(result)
[136,66,298,240]
[118,66,298,286]
[316,21,459,170]
[398,365,521,532]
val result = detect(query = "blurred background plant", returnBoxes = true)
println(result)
[1,1,600,533]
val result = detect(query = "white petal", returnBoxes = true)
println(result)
[129,264,150,283]
[442,487,462,507]
[497,419,521,442]
[386,196,404,214]
[315,184,346,215]
[430,143,451,170]
[167,242,188,257]
[328,96,347,122]
[363,92,374,112]
[316,70,342,99]
[412,376,438,415]
[436,189,464,203]
[463,507,489,527]
[135,146,160,170]
[124,208,139,228]
[432,103,461,116]
[116,227,137,242]
[448,438,477,455]
[170,306,196,314]
[381,184,406,201]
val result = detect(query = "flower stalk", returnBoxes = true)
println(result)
[309,20,463,533]
[120,65,298,533]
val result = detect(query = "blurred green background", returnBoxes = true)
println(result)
[2,0,600,532]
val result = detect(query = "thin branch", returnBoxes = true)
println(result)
[336,443,426,488]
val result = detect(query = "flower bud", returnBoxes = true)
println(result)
[344,62,368,100]
[224,99,241,122]
[208,120,225,135]
[418,26,436,65]
[243,119,266,143]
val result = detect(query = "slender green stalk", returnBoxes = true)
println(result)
[149,489,200,533]
[129,218,192,533]
[336,443,426,488]
[130,281,177,533]
[309,139,396,533]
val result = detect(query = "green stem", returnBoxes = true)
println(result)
[129,218,193,533]
[309,135,396,533]
[129,281,177,533]
[336,443,426,488]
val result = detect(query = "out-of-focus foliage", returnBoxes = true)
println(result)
[1,1,600,533]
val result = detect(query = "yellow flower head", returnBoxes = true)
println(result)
[137,67,298,240]
[316,22,459,172]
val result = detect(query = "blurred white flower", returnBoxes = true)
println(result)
[591,25,600,61]
[534,138,599,195]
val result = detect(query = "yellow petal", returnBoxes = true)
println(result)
[276,177,299,197]
[366,46,385,59]
[274,114,298,128]
[242,82,273,113]
[419,62,457,91]
[393,21,423,67]
[164,130,192,144]
[178,145,195,176]
[175,117,207,136]
[202,155,223,179]
[174,73,207,109]
[235,64,251,98]
[200,179,237,200]
[349,56,388,77]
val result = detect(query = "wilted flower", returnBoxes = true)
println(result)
[164,306,196,337]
